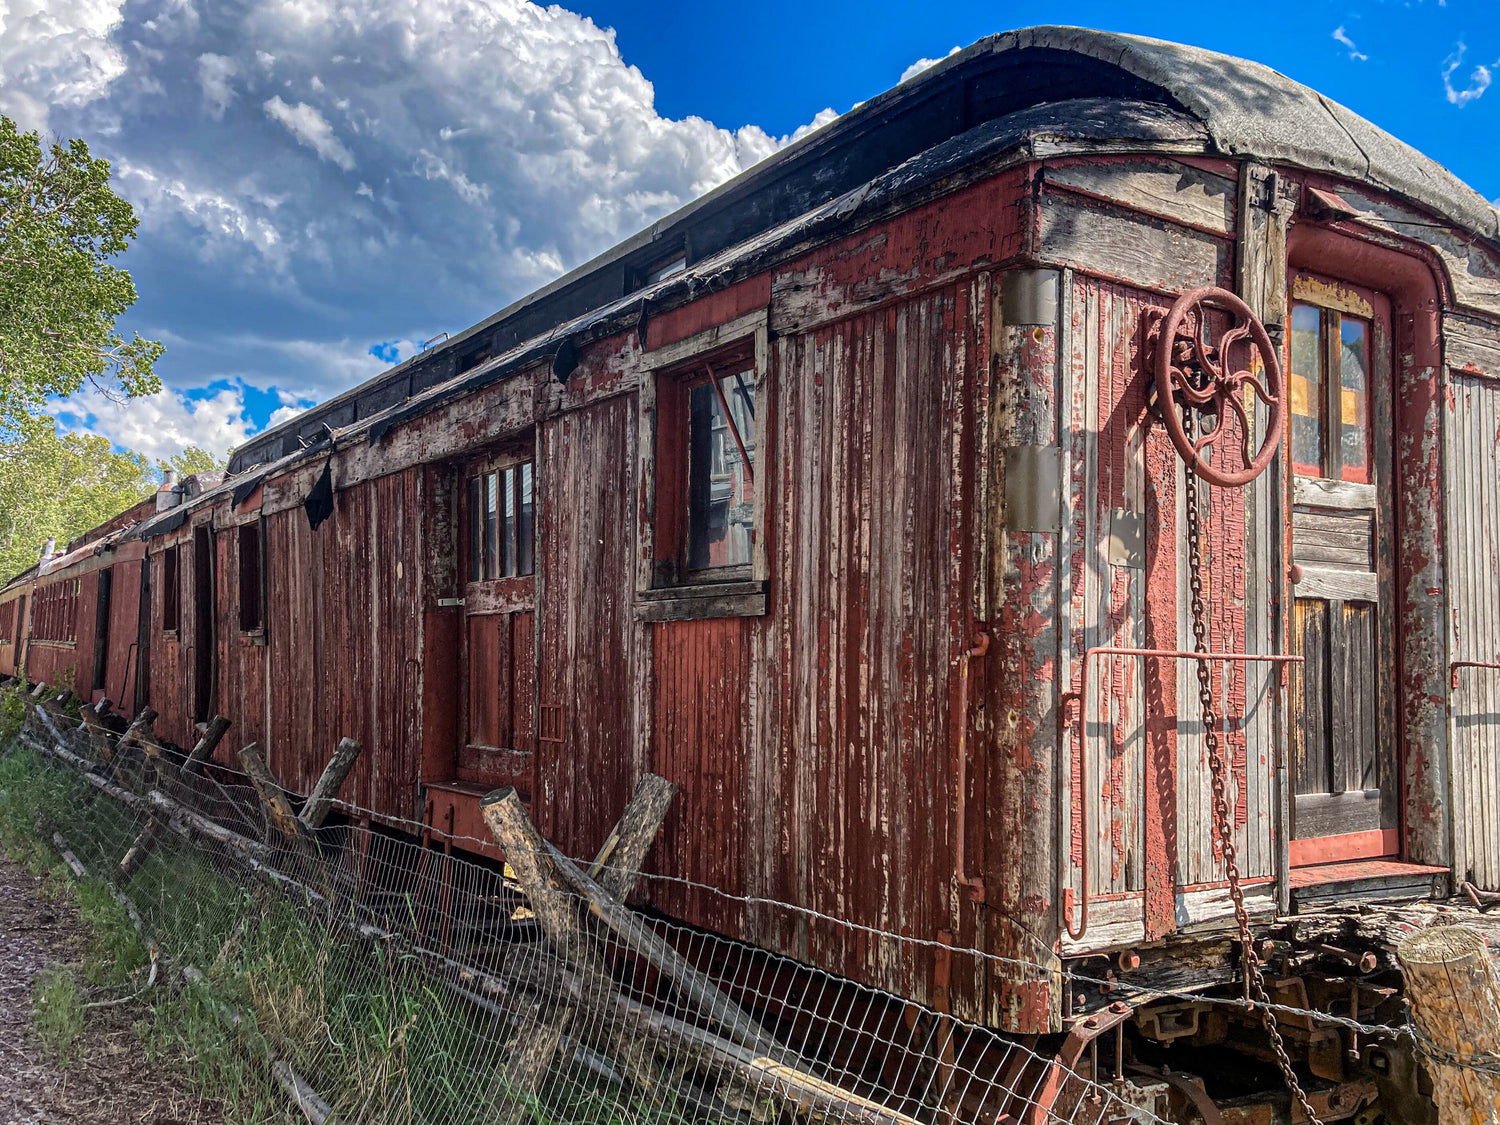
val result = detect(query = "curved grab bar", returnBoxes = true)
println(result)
[1059,646,1304,943]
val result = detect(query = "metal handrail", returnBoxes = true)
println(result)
[1059,646,1304,942]
[1450,659,1500,691]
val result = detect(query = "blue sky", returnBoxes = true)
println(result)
[2,0,1497,460]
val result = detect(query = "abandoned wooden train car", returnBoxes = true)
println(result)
[8,25,1500,1119]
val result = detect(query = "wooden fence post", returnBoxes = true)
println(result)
[239,743,317,855]
[119,715,231,882]
[299,738,361,831]
[1398,925,1500,1124]
[588,773,677,900]
[480,786,662,1102]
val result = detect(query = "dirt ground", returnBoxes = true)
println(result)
[0,851,225,1125]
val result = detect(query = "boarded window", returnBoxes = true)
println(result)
[162,546,180,632]
[0,600,13,644]
[467,460,535,581]
[238,520,264,632]
[32,580,80,643]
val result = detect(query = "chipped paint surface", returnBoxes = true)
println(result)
[1444,370,1500,887]
[21,148,1500,1044]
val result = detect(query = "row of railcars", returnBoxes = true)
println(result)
[6,28,1500,1119]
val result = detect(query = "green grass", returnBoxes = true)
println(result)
[0,682,720,1125]
[32,965,86,1064]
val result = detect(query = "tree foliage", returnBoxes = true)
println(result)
[0,416,156,583]
[0,116,163,432]
[161,446,225,477]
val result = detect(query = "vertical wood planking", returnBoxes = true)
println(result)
[1447,371,1500,887]
[650,617,750,934]
[537,394,637,856]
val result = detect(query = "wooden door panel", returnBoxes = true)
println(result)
[1291,599,1329,797]
[458,609,534,787]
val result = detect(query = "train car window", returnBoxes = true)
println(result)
[32,580,79,644]
[0,600,12,644]
[466,460,535,582]
[645,327,766,603]
[1289,300,1372,483]
[238,520,265,633]
[162,546,180,633]
[685,364,756,575]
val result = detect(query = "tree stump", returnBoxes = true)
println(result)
[1397,925,1500,1124]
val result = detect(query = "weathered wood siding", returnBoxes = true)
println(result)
[1447,368,1500,888]
[535,395,638,853]
[759,281,983,1011]
[1058,266,1278,951]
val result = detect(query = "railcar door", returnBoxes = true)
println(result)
[1286,277,1398,865]
[456,446,537,794]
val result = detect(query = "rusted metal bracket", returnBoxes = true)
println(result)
[1031,1002,1134,1123]
[954,632,990,901]
[1450,658,1500,691]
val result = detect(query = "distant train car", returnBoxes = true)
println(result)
[0,567,35,681]
[11,27,1500,1119]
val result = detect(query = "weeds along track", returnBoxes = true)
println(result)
[0,691,1167,1125]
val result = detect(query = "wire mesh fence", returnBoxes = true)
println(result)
[3,688,1492,1124]
[1,696,1173,1125]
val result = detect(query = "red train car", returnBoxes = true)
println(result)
[9,28,1500,1118]
[2,495,160,709]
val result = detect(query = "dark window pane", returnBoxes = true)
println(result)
[517,462,534,576]
[484,471,499,580]
[163,547,180,631]
[468,476,482,582]
[501,467,517,577]
[687,369,755,571]
[1339,318,1371,483]
[1288,303,1324,477]
[238,522,263,631]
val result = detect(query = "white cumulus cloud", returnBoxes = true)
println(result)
[0,0,128,129]
[197,51,237,117]
[3,0,838,458]
[900,46,962,85]
[263,94,356,170]
[1443,41,1493,106]
[53,384,260,461]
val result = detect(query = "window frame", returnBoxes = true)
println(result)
[237,517,267,637]
[161,545,180,635]
[1287,274,1383,486]
[638,309,769,621]
[462,447,536,589]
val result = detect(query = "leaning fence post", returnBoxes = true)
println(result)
[1398,925,1500,1124]
[480,786,660,1102]
[239,743,317,856]
[299,737,361,831]
[119,715,231,883]
[588,772,677,901]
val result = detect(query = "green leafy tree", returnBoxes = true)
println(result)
[0,416,156,582]
[160,446,225,477]
[0,116,162,432]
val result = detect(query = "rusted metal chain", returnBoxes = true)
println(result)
[1184,411,1324,1125]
